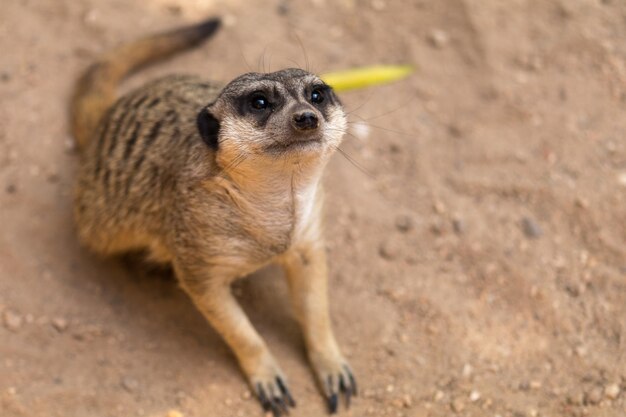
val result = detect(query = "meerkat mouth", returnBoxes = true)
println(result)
[265,136,323,154]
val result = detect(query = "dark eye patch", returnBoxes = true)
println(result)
[310,89,324,104]
[250,93,270,110]
[237,86,284,114]
[308,84,334,105]
[249,91,270,111]
[236,89,283,127]
[305,83,341,121]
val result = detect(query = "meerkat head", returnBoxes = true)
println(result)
[197,68,346,170]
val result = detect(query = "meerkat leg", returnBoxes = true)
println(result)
[176,268,296,416]
[279,242,357,413]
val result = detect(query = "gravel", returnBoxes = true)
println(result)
[521,217,543,238]
[121,377,139,392]
[3,309,23,331]
[585,386,603,405]
[604,383,620,400]
[394,215,413,232]
[452,217,465,234]
[379,241,400,260]
[52,317,68,332]
[469,390,481,402]
[451,397,465,412]
[427,29,450,48]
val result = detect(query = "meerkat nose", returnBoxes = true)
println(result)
[292,111,319,131]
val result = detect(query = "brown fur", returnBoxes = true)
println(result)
[71,18,355,415]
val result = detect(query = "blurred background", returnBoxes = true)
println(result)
[1,0,625,416]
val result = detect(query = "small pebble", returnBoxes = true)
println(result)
[6,184,17,194]
[585,386,603,405]
[574,196,589,208]
[618,172,626,187]
[429,220,444,235]
[452,217,465,234]
[605,383,620,400]
[3,310,23,331]
[433,200,447,214]
[451,397,465,412]
[461,363,473,378]
[402,394,413,408]
[52,317,68,332]
[427,29,450,48]
[469,390,481,402]
[167,411,184,417]
[426,323,439,334]
[379,241,399,260]
[394,215,413,232]
[575,345,588,357]
[276,0,289,15]
[567,390,584,405]
[521,217,543,238]
[434,390,445,402]
[121,377,139,392]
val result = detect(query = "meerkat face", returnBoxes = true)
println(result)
[198,69,347,168]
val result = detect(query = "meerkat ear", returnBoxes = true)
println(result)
[197,107,220,149]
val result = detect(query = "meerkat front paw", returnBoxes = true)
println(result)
[309,351,357,414]
[245,355,295,416]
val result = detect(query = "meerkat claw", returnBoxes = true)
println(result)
[344,364,358,398]
[328,392,339,414]
[255,378,296,417]
[339,373,351,408]
[323,364,357,414]
[256,383,272,413]
[276,376,296,407]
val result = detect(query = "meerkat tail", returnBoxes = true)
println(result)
[70,17,221,150]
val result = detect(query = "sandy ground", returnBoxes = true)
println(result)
[1,0,626,416]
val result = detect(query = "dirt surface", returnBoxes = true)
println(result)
[1,0,626,416]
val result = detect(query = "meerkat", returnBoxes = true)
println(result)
[70,17,356,416]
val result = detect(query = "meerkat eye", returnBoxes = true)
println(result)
[310,89,324,104]
[250,94,269,110]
